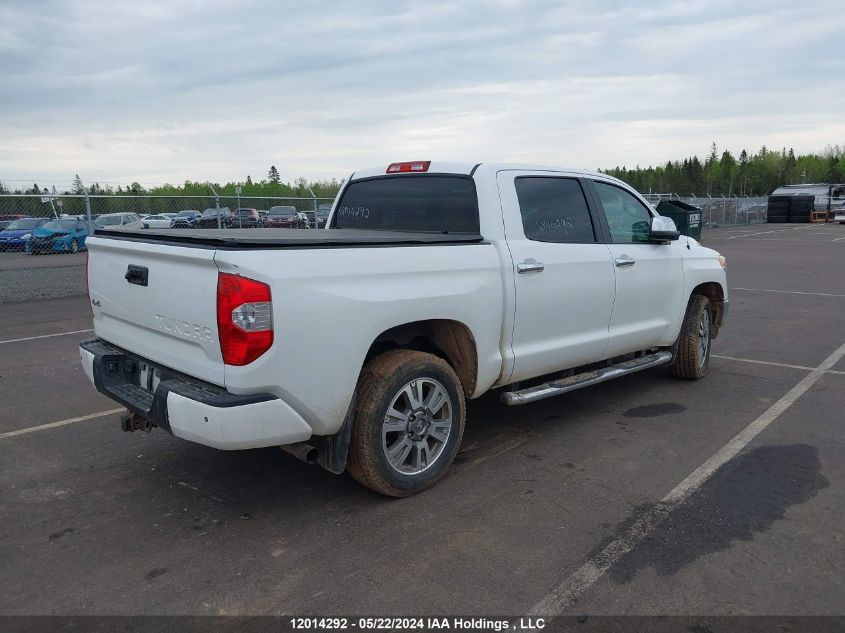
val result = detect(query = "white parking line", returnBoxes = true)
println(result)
[0,409,123,440]
[711,355,814,371]
[529,339,845,616]
[726,226,814,239]
[0,329,94,345]
[731,287,845,298]
[712,354,845,376]
[706,237,837,242]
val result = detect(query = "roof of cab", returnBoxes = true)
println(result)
[349,161,623,185]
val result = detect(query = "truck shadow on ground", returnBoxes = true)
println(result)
[586,443,829,583]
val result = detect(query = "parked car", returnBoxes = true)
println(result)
[317,203,332,227]
[80,160,728,497]
[304,206,330,228]
[0,217,50,251]
[28,218,90,254]
[196,207,233,229]
[142,213,176,229]
[171,210,201,229]
[232,208,262,228]
[266,205,308,228]
[94,213,145,230]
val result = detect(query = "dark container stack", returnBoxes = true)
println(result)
[767,194,814,223]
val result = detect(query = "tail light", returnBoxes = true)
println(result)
[216,273,273,365]
[386,161,430,173]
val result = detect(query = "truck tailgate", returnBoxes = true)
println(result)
[86,235,224,386]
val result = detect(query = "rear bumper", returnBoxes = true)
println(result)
[79,339,312,450]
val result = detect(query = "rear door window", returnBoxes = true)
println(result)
[333,176,479,233]
[514,177,596,243]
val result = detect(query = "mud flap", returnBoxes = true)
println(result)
[313,395,355,474]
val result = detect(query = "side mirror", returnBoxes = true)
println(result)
[649,216,681,242]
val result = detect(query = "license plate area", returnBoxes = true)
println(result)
[138,363,162,394]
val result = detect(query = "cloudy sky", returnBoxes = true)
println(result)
[1,0,843,188]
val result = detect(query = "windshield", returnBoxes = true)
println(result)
[269,207,295,217]
[6,218,43,230]
[332,176,479,233]
[177,211,198,217]
[95,216,123,227]
[43,220,78,231]
[201,209,220,217]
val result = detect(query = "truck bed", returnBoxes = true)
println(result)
[93,227,485,249]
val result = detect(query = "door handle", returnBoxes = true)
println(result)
[614,256,636,268]
[517,260,544,274]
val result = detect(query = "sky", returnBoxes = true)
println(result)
[1,0,844,189]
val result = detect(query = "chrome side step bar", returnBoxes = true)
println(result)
[500,351,673,406]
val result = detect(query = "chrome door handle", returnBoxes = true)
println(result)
[517,260,544,274]
[615,256,636,268]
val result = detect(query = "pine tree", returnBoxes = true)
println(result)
[719,150,736,196]
[268,166,280,184]
[738,150,749,196]
[72,174,85,195]
[705,143,719,195]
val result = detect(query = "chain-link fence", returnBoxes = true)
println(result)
[642,195,769,227]
[0,194,335,303]
[0,192,771,304]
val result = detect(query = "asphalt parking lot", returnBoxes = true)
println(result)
[1,222,843,617]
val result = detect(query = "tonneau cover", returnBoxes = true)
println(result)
[93,227,484,249]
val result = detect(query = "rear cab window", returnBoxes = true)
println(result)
[332,175,480,233]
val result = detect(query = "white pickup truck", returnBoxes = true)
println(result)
[79,161,728,496]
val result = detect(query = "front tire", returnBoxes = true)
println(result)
[347,350,466,497]
[671,295,712,380]
[70,239,79,253]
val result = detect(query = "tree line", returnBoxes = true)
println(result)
[0,166,343,198]
[601,144,845,197]
[0,166,345,217]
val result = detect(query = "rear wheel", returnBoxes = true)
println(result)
[671,295,712,380]
[347,350,465,497]
[70,239,79,253]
